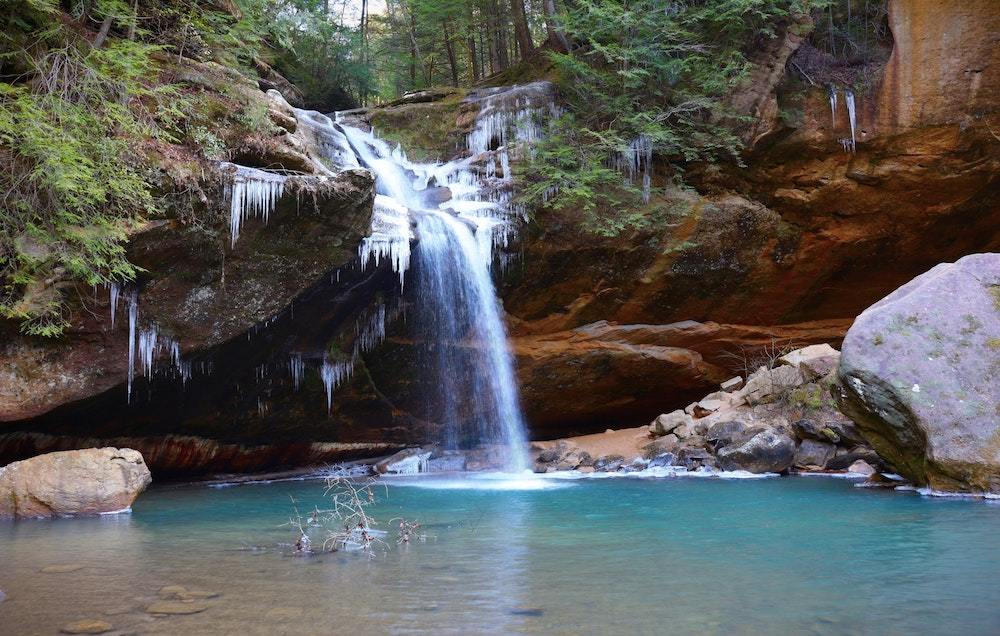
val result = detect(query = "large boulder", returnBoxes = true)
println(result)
[838,254,1000,492]
[0,448,151,519]
[742,364,804,405]
[793,439,836,469]
[650,410,694,436]
[716,429,796,474]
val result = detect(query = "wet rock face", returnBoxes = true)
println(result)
[0,448,151,519]
[838,253,1000,493]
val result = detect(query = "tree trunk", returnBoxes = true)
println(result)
[466,4,480,82]
[494,0,509,70]
[442,21,459,86]
[484,0,499,75]
[510,0,534,61]
[93,13,114,49]
[126,0,138,41]
[409,7,420,87]
[543,0,571,52]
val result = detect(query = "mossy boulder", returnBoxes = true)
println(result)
[838,253,1000,492]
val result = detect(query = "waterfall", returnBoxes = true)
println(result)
[323,85,550,472]
[412,212,529,472]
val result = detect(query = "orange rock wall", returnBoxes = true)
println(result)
[878,0,1000,131]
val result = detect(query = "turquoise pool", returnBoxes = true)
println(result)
[1,474,999,635]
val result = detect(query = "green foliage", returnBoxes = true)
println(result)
[272,8,374,110]
[518,0,823,237]
[517,113,645,237]
[0,0,281,336]
[0,17,170,334]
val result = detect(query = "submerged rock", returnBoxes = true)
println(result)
[145,601,210,615]
[0,448,150,519]
[40,564,85,573]
[838,253,1000,493]
[59,619,112,635]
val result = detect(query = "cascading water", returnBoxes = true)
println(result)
[411,211,529,473]
[325,86,555,473]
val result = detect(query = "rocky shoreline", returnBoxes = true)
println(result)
[529,344,882,478]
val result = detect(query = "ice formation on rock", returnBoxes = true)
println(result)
[223,163,287,248]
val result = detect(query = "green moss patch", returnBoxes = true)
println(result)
[368,89,471,162]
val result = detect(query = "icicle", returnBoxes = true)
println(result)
[109,282,120,329]
[320,358,354,414]
[137,327,158,379]
[845,89,857,153]
[289,354,305,391]
[609,135,653,203]
[829,86,838,128]
[354,304,388,356]
[223,164,287,248]
[126,289,138,403]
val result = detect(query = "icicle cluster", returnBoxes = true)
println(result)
[829,86,858,153]
[611,135,654,203]
[359,195,412,287]
[137,326,158,379]
[223,163,287,248]
[288,354,305,391]
[320,358,354,414]
[354,303,387,356]
[121,287,195,401]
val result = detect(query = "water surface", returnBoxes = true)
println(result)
[2,476,999,635]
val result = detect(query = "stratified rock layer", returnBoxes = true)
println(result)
[838,253,1000,493]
